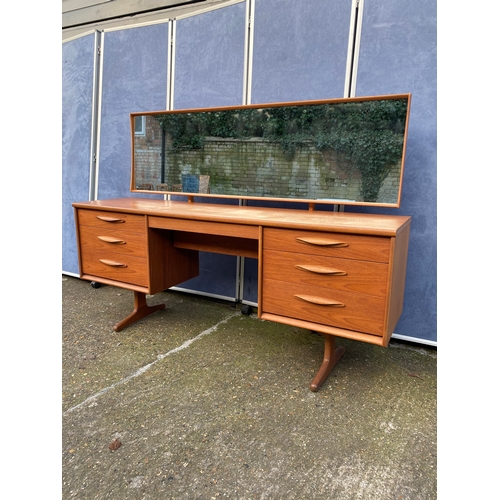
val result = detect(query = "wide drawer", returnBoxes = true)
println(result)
[263,228,390,263]
[79,225,147,257]
[78,209,146,233]
[263,250,388,297]
[262,279,386,336]
[80,249,148,287]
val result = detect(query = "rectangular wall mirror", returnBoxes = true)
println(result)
[130,94,411,207]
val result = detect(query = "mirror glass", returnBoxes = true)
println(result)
[130,94,411,207]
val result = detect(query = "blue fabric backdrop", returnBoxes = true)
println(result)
[62,33,96,275]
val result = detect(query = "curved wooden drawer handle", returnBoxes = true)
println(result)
[295,237,348,248]
[96,216,125,223]
[97,236,126,245]
[295,264,347,276]
[99,259,127,268]
[294,295,345,307]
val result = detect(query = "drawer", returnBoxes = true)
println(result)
[79,225,147,257]
[78,209,146,233]
[262,280,385,336]
[263,228,390,263]
[263,250,388,297]
[80,249,148,287]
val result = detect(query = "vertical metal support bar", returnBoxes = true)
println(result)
[236,198,248,302]
[165,19,176,201]
[243,0,255,105]
[92,30,104,200]
[344,0,364,98]
[339,0,364,213]
[236,255,243,302]
[167,19,176,111]
[238,0,256,300]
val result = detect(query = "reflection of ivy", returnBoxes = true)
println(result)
[155,113,206,150]
[155,99,407,202]
[311,101,407,201]
[155,109,264,150]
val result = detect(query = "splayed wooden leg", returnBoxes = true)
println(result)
[310,334,345,392]
[113,291,165,332]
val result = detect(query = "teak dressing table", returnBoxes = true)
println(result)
[73,94,412,391]
[73,198,410,391]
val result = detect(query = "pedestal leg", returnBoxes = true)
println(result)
[310,334,345,392]
[113,291,165,332]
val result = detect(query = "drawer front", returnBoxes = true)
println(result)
[78,209,146,233]
[263,250,388,298]
[79,225,147,257]
[262,280,385,336]
[81,249,148,287]
[264,228,390,263]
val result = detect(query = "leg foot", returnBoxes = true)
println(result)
[113,291,165,332]
[310,334,345,392]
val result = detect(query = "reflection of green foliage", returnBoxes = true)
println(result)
[155,109,264,150]
[310,100,407,201]
[155,99,407,202]
[155,113,206,149]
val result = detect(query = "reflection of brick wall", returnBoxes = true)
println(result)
[133,117,162,187]
[378,167,402,203]
[135,127,401,204]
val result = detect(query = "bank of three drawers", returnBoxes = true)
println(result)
[261,227,409,346]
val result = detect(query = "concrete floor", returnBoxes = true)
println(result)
[62,275,437,499]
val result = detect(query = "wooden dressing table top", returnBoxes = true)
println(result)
[73,198,411,236]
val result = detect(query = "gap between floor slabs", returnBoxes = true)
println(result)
[63,311,240,416]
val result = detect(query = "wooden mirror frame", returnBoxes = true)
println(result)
[130,93,411,208]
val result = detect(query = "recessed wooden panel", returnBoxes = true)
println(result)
[173,232,258,259]
[147,228,200,294]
